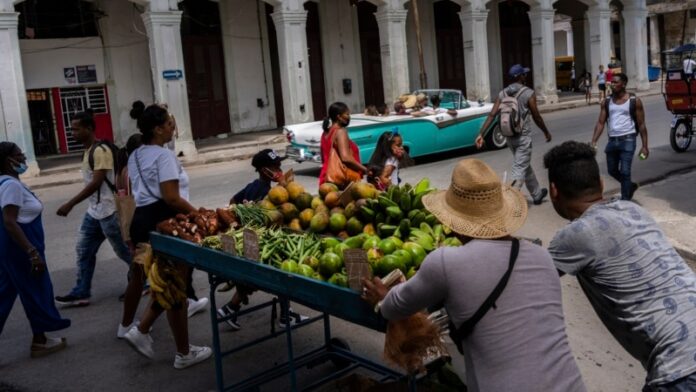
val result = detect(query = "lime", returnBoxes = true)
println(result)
[362,236,380,250]
[328,273,349,287]
[280,260,299,274]
[403,242,427,267]
[298,264,314,277]
[334,243,350,262]
[301,256,320,270]
[393,249,414,268]
[376,254,405,277]
[321,237,341,251]
[378,238,397,255]
[319,253,343,278]
[388,236,404,249]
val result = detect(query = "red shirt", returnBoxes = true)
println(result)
[318,124,361,185]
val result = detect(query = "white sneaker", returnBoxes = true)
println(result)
[174,345,212,369]
[118,321,153,341]
[278,309,310,329]
[187,297,209,318]
[124,326,154,358]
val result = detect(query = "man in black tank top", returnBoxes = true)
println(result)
[590,73,649,201]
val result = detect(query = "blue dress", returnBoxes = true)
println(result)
[0,178,70,335]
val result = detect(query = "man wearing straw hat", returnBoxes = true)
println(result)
[475,64,552,206]
[545,141,696,392]
[362,159,585,392]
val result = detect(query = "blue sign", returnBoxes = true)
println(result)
[162,69,183,80]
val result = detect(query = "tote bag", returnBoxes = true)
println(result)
[325,127,361,188]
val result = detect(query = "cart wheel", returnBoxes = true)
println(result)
[485,125,507,150]
[330,338,352,369]
[670,120,692,152]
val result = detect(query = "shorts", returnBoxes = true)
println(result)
[598,83,606,91]
[130,200,178,245]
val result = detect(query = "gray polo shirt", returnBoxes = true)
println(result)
[550,200,696,386]
[381,240,586,392]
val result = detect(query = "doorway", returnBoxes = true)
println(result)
[305,2,327,120]
[358,2,385,107]
[434,1,466,93]
[498,1,533,87]
[180,0,231,139]
[27,89,57,156]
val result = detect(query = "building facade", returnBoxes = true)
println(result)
[0,0,650,174]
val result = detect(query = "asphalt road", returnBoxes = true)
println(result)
[2,95,696,391]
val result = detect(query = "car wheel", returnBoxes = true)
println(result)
[485,125,507,149]
[670,120,692,152]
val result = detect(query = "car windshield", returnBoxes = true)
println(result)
[413,90,464,110]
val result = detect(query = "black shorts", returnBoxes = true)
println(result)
[130,200,178,245]
[598,83,606,91]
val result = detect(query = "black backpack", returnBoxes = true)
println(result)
[87,140,122,203]
[604,93,638,132]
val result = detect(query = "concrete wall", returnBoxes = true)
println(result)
[663,11,696,48]
[97,0,153,145]
[19,37,106,90]
[319,0,365,112]
[555,30,568,56]
[220,0,276,133]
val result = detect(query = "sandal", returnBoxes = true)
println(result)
[30,337,66,358]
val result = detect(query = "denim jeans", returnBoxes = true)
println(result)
[643,371,696,392]
[605,134,636,200]
[69,213,132,298]
[507,133,543,200]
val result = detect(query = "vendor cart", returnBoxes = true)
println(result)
[662,43,696,152]
[150,232,411,391]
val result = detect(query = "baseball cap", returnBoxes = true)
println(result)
[251,149,286,169]
[509,64,530,78]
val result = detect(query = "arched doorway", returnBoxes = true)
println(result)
[358,1,385,107]
[434,1,466,93]
[498,0,533,87]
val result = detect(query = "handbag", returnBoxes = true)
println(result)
[325,127,361,188]
[114,178,136,242]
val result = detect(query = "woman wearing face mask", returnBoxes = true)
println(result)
[0,142,71,358]
[318,102,367,186]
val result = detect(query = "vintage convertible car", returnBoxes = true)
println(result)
[284,89,504,163]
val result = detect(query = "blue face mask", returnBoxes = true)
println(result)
[10,159,27,175]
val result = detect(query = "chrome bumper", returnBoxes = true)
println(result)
[285,145,322,163]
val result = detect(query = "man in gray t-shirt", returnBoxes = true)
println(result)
[476,64,553,206]
[545,141,696,390]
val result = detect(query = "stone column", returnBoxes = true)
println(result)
[141,10,197,160]
[0,10,38,175]
[623,2,650,91]
[271,8,314,125]
[528,6,558,104]
[586,4,612,94]
[566,27,574,57]
[375,6,410,103]
[649,14,660,67]
[459,8,491,101]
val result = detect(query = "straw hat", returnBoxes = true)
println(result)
[398,94,418,109]
[422,159,527,239]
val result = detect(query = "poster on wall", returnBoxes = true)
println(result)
[64,67,76,84]
[76,65,97,84]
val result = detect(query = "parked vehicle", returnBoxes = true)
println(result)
[555,56,575,91]
[284,89,503,164]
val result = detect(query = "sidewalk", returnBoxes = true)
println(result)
[538,80,663,113]
[24,129,288,190]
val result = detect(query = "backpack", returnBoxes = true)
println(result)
[499,87,529,137]
[604,93,638,132]
[87,140,121,203]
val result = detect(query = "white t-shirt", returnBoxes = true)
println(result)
[385,157,399,185]
[0,175,43,223]
[128,145,190,207]
[82,145,116,220]
[683,58,696,74]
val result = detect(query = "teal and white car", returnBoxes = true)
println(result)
[284,89,504,163]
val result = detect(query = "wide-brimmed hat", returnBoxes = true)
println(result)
[422,159,527,238]
[398,94,418,109]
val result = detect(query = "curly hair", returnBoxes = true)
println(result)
[543,141,601,199]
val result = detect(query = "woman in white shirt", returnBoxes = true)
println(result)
[0,142,70,357]
[119,104,211,369]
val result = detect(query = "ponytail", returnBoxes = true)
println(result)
[322,117,331,132]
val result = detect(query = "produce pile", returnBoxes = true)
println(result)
[154,177,464,289]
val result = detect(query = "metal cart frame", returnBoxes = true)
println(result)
[150,233,409,391]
